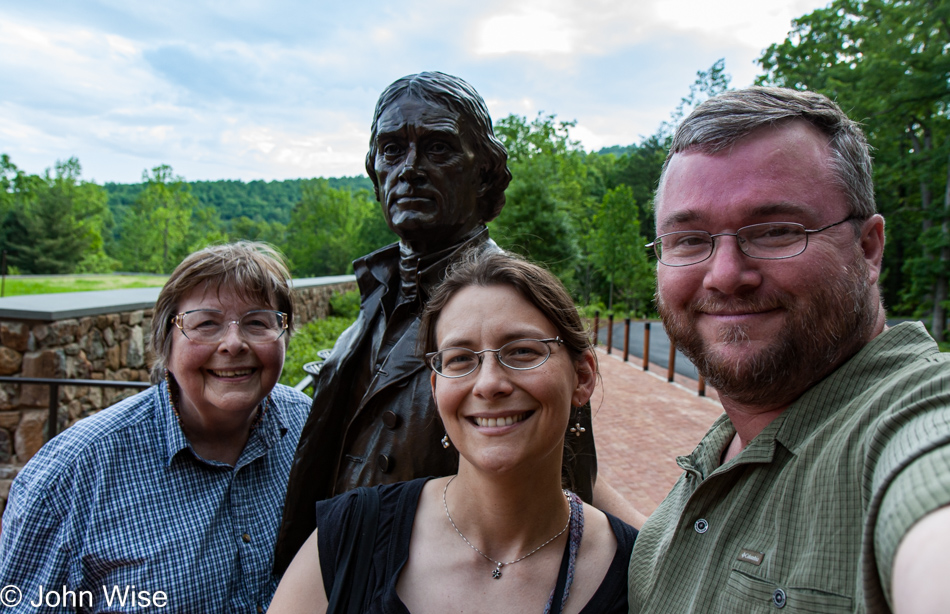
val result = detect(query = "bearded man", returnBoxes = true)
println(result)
[629,87,950,613]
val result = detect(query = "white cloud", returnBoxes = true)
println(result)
[0,0,833,181]
[475,10,575,55]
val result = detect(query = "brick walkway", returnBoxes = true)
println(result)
[590,347,723,517]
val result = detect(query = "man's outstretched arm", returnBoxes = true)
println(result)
[891,504,950,613]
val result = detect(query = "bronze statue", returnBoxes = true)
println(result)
[274,72,598,571]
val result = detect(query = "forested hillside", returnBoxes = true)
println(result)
[104,176,373,227]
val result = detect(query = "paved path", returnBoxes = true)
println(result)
[589,346,723,518]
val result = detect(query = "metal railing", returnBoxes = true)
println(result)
[0,376,151,440]
[590,311,707,397]
[293,348,334,393]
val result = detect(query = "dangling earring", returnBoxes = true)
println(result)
[442,434,452,449]
[569,405,586,437]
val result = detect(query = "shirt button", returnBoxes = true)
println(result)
[377,454,393,473]
[382,411,400,429]
[242,533,251,543]
[257,607,264,613]
[694,518,709,534]
[772,588,786,608]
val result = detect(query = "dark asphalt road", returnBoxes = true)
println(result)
[595,319,701,380]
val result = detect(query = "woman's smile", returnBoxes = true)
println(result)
[470,411,533,429]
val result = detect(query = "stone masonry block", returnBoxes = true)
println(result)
[105,345,121,370]
[0,428,10,464]
[0,347,22,375]
[50,319,80,345]
[15,409,47,463]
[0,412,20,430]
[127,326,145,368]
[0,321,30,352]
[19,349,65,407]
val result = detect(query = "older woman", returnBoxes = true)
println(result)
[0,242,312,613]
[270,250,636,614]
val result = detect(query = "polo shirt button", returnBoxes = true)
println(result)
[694,518,709,534]
[377,454,393,473]
[382,411,400,429]
[772,588,786,608]
[242,533,251,543]
[257,606,264,613]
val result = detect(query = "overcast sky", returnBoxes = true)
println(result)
[0,0,829,184]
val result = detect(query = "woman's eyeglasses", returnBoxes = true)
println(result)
[427,337,562,378]
[173,309,288,344]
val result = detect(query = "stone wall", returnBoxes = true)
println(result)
[0,277,355,515]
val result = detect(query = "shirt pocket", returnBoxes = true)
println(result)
[719,568,853,613]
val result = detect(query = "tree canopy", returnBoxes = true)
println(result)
[758,0,950,339]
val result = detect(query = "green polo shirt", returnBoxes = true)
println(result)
[628,322,950,613]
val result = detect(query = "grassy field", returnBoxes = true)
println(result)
[0,274,168,297]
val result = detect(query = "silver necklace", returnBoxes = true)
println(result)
[442,475,571,580]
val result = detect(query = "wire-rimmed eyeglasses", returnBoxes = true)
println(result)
[646,216,859,267]
[426,337,563,378]
[173,309,288,344]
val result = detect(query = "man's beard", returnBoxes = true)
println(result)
[657,252,879,407]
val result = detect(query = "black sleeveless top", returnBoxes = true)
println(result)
[315,478,637,613]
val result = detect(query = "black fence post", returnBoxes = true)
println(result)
[623,318,630,362]
[606,314,614,354]
[667,343,676,383]
[47,383,59,440]
[642,321,651,371]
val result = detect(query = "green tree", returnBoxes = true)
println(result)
[758,0,950,339]
[491,113,589,288]
[229,216,287,246]
[284,179,387,276]
[112,165,202,273]
[1,156,113,274]
[589,185,654,315]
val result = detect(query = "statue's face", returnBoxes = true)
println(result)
[372,94,486,250]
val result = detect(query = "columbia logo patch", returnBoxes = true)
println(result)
[737,548,764,566]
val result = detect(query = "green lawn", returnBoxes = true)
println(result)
[0,275,168,297]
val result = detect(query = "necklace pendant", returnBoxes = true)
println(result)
[492,567,501,579]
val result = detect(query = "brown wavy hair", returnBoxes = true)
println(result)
[418,249,593,366]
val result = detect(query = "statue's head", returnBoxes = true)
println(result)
[365,72,511,249]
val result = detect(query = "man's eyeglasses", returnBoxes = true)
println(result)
[646,216,860,267]
[173,309,288,344]
[427,337,563,378]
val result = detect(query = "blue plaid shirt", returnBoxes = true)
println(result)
[0,381,311,613]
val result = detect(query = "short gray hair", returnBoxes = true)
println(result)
[148,241,295,383]
[658,86,875,219]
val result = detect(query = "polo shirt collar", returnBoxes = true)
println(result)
[773,322,937,455]
[679,323,937,477]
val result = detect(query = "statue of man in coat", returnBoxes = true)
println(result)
[274,72,599,571]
